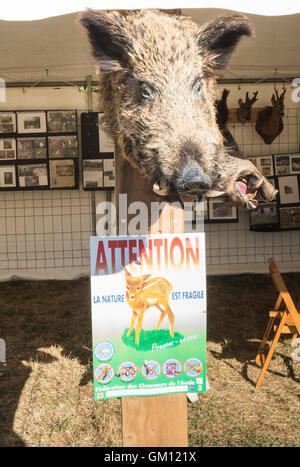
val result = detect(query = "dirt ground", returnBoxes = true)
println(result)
[0,273,299,447]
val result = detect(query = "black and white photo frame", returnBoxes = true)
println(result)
[17,137,47,159]
[0,109,79,190]
[248,154,300,231]
[17,111,47,134]
[18,164,48,187]
[83,159,103,189]
[0,138,17,159]
[274,153,300,176]
[250,155,274,177]
[81,111,115,191]
[47,110,77,133]
[290,154,300,174]
[278,175,300,205]
[48,135,78,159]
[50,159,76,189]
[249,202,279,231]
[0,112,16,134]
[0,165,16,188]
[279,206,300,230]
[206,199,238,223]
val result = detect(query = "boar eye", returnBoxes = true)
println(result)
[140,82,155,102]
[193,79,202,99]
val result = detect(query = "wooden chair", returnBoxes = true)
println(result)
[255,258,300,388]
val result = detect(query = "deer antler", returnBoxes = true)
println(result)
[249,91,258,105]
[273,85,286,101]
[280,85,286,100]
[239,91,258,107]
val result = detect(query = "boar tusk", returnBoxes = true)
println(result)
[152,181,169,196]
[252,178,264,190]
[246,190,258,200]
[205,190,226,198]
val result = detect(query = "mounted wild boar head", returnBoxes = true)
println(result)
[80,9,277,209]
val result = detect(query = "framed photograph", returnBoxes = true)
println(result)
[290,154,300,174]
[208,200,238,222]
[278,175,300,205]
[98,113,114,153]
[275,154,290,175]
[103,158,115,187]
[250,202,279,227]
[0,166,16,188]
[50,159,75,188]
[83,159,103,188]
[0,112,16,133]
[47,111,77,133]
[250,155,274,177]
[280,206,300,230]
[17,137,47,159]
[18,164,48,187]
[0,138,16,159]
[17,111,47,134]
[48,135,78,158]
[260,156,274,177]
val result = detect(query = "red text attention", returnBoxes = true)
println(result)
[95,237,200,275]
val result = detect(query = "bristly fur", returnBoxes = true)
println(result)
[80,9,276,206]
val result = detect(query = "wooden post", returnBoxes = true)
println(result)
[115,147,188,447]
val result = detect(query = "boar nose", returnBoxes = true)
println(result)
[175,164,211,195]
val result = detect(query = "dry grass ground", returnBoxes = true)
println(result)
[0,274,299,447]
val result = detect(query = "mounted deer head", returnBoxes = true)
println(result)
[255,85,286,144]
[237,91,258,123]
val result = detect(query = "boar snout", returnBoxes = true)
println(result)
[175,164,212,196]
[211,157,278,210]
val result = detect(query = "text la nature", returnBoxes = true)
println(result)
[93,290,205,304]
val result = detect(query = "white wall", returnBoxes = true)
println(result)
[0,83,299,279]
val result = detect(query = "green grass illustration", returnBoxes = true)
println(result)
[122,328,184,351]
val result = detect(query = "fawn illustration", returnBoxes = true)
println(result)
[124,268,174,346]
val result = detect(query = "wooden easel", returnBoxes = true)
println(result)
[115,147,188,447]
[255,258,300,388]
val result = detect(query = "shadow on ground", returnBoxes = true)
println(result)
[0,272,299,446]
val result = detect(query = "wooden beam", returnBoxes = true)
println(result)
[122,393,188,447]
[115,147,188,448]
[228,107,265,124]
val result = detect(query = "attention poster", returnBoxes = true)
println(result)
[90,233,206,400]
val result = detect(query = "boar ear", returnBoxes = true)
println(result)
[79,10,132,73]
[196,14,254,70]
